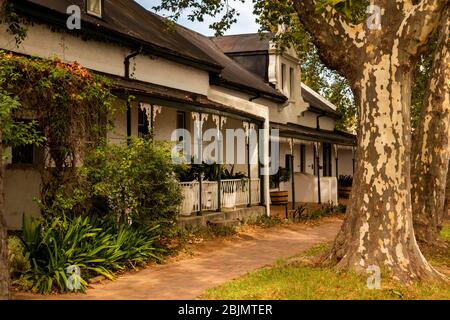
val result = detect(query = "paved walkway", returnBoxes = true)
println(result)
[15,219,342,300]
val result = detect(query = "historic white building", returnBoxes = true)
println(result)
[1,0,355,229]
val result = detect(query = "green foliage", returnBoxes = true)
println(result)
[8,235,31,277]
[175,162,247,182]
[81,138,183,226]
[17,214,162,294]
[302,203,345,220]
[153,0,246,36]
[0,91,45,159]
[1,2,28,47]
[411,33,438,130]
[0,51,115,214]
[316,0,369,22]
[248,214,285,228]
[269,167,290,189]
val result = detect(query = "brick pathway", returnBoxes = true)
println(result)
[14,218,342,300]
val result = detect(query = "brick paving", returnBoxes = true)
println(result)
[14,218,342,300]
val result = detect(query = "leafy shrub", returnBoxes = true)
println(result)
[248,215,285,228]
[269,167,291,189]
[335,204,347,213]
[8,235,31,277]
[8,235,33,291]
[175,162,247,182]
[17,214,162,294]
[81,138,183,226]
[302,203,346,220]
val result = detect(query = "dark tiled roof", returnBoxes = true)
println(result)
[14,0,286,102]
[211,33,273,53]
[271,122,356,146]
[175,27,286,101]
[16,0,222,72]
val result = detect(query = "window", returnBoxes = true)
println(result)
[285,154,292,173]
[300,144,306,173]
[177,111,186,130]
[138,107,150,138]
[290,67,295,98]
[12,144,34,165]
[281,63,286,92]
[86,0,103,18]
[176,111,187,141]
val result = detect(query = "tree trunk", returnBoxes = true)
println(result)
[0,130,10,300]
[328,46,442,282]
[411,11,450,245]
[444,164,450,221]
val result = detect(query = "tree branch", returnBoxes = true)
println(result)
[400,0,449,57]
[293,0,365,80]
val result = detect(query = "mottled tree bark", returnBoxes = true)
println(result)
[294,0,447,282]
[0,130,10,300]
[411,10,450,245]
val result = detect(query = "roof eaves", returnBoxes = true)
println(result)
[215,77,288,104]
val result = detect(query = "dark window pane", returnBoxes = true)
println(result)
[177,111,186,129]
[300,144,306,173]
[138,107,150,137]
[323,143,332,177]
[12,144,34,165]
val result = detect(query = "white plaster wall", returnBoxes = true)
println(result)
[267,48,302,107]
[338,148,354,176]
[0,23,210,95]
[281,174,338,204]
[319,117,337,131]
[4,167,41,230]
[154,106,184,141]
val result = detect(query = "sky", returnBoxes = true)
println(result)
[135,0,260,36]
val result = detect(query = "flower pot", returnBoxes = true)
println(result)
[270,191,289,205]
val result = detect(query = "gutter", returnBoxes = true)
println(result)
[316,114,326,130]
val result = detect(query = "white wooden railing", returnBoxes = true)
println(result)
[179,178,260,216]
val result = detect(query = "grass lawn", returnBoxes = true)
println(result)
[202,223,450,300]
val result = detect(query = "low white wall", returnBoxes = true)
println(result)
[279,173,338,204]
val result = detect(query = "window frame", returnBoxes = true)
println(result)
[176,111,187,142]
[281,63,286,93]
